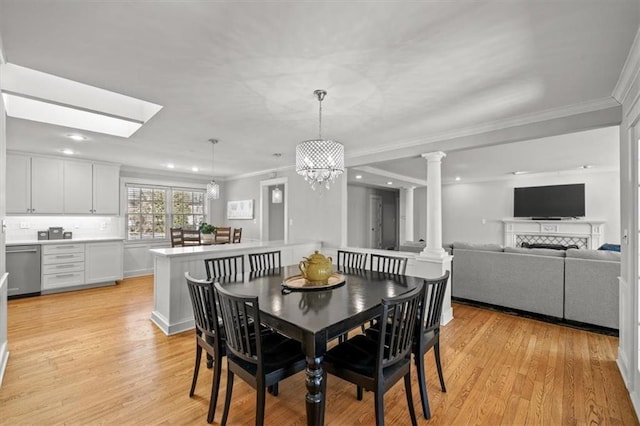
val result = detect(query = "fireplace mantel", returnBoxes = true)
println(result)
[502,218,605,249]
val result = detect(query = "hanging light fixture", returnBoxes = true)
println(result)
[296,89,344,190]
[272,153,283,204]
[206,139,220,200]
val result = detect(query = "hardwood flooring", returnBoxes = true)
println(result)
[1,275,637,425]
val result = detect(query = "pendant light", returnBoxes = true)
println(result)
[295,89,344,190]
[206,138,220,200]
[272,153,283,204]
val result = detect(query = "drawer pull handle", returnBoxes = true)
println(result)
[55,264,75,269]
[54,273,75,278]
[8,249,38,253]
[55,255,75,259]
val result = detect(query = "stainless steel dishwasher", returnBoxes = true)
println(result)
[6,245,42,298]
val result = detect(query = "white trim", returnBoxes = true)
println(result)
[347,97,620,160]
[442,165,619,186]
[0,273,8,388]
[614,27,640,104]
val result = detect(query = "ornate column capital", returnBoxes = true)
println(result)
[421,151,446,163]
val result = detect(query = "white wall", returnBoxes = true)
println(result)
[5,216,123,242]
[439,170,620,245]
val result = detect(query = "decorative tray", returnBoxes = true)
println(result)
[282,273,346,292]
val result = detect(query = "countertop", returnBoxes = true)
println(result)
[6,237,125,246]
[149,239,318,258]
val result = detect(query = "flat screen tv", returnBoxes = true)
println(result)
[513,184,585,219]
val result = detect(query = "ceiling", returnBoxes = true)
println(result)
[0,1,637,185]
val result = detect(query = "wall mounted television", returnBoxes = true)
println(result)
[513,184,585,219]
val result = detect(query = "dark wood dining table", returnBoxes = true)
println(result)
[220,265,423,426]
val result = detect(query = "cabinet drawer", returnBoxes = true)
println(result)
[42,262,85,274]
[43,244,85,255]
[43,252,85,265]
[42,271,84,289]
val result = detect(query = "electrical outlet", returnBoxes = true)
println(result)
[100,222,107,230]
[19,222,29,229]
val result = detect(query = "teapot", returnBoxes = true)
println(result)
[299,251,333,284]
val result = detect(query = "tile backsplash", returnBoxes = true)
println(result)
[5,216,124,242]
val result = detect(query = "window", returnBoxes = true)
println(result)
[172,189,205,228]
[126,185,168,240]
[125,184,206,240]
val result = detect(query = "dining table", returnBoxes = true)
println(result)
[219,265,423,426]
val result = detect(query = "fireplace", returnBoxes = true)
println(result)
[503,219,605,250]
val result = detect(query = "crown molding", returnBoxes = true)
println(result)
[227,163,296,182]
[347,97,620,161]
[442,165,619,186]
[613,27,640,104]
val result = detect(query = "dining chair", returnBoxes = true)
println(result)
[170,227,184,247]
[214,282,307,426]
[248,250,281,272]
[370,253,408,275]
[323,283,424,426]
[214,227,232,244]
[366,271,450,419]
[413,271,450,419]
[337,250,368,270]
[185,273,225,424]
[204,254,245,282]
[232,228,242,243]
[183,228,202,246]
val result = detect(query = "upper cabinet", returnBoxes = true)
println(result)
[63,161,120,214]
[7,153,120,215]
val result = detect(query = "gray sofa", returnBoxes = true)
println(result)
[451,242,620,329]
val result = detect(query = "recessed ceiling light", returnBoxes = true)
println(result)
[67,134,86,141]
[355,175,363,179]
[191,166,199,172]
[579,165,593,169]
[61,148,74,155]
[512,171,528,175]
[167,163,175,169]
[455,176,461,181]
[387,181,393,185]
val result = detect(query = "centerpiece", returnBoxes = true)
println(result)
[199,223,216,244]
[282,250,345,291]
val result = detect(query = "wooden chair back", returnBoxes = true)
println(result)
[421,271,450,335]
[370,253,408,275]
[248,250,281,272]
[182,228,201,246]
[204,254,245,282]
[337,250,368,270]
[232,228,242,243]
[214,227,231,244]
[170,228,184,247]
[185,272,222,347]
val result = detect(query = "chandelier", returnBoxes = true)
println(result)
[296,89,344,190]
[272,153,283,204]
[206,138,220,200]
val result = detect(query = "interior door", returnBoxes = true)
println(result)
[369,195,383,249]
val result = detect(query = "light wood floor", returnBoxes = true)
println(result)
[1,275,637,425]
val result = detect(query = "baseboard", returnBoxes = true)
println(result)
[124,268,153,278]
[150,311,194,336]
[0,340,9,388]
[452,297,618,336]
[441,306,454,325]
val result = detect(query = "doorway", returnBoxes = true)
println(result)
[260,177,288,242]
[369,194,383,249]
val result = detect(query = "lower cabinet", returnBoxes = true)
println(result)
[41,241,124,292]
[85,241,124,284]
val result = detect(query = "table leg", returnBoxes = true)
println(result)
[305,355,325,426]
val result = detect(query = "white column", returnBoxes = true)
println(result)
[420,151,447,259]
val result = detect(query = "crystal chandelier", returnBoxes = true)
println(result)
[296,89,344,190]
[272,153,283,204]
[206,139,220,200]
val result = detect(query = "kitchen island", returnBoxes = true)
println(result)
[149,240,321,335]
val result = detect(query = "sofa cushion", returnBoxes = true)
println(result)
[452,241,503,252]
[565,248,621,261]
[503,246,566,258]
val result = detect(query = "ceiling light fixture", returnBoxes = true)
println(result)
[272,153,283,204]
[296,89,344,190]
[387,181,393,185]
[355,175,363,180]
[455,176,461,181]
[192,166,199,172]
[61,148,74,155]
[207,139,220,200]
[167,163,175,169]
[67,134,86,141]
[512,171,528,175]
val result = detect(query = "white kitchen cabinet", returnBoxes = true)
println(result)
[85,241,123,284]
[92,163,120,214]
[31,157,64,214]
[63,160,94,214]
[41,243,85,290]
[6,153,31,214]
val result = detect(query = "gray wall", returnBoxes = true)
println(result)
[347,184,398,249]
[268,184,284,240]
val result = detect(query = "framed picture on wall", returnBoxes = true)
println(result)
[227,199,253,220]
